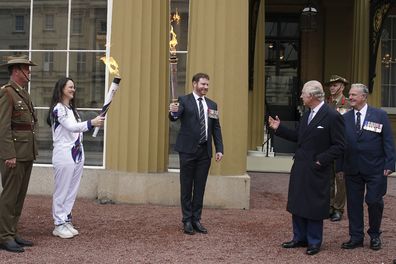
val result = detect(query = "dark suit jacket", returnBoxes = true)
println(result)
[169,93,223,157]
[275,103,345,220]
[342,106,395,175]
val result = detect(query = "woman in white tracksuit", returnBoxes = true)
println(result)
[47,77,104,239]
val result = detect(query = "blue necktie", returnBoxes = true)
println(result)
[308,110,314,124]
[198,98,206,143]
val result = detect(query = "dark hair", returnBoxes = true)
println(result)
[192,72,210,83]
[47,77,79,126]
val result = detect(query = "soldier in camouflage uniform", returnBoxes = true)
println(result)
[325,75,351,222]
[0,55,37,253]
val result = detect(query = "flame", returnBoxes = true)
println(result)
[169,25,178,54]
[171,8,180,24]
[169,9,181,55]
[100,56,120,76]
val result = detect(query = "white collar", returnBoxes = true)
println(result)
[354,103,368,116]
[193,92,205,101]
[311,101,324,113]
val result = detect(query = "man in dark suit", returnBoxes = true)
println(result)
[268,80,345,255]
[340,83,395,251]
[169,72,223,235]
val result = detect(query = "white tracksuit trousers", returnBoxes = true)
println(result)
[52,147,84,226]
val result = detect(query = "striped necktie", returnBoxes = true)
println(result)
[356,111,361,132]
[198,98,206,143]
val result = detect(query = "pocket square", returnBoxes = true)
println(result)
[317,126,324,129]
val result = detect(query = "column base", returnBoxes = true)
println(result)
[18,167,250,209]
[98,171,250,209]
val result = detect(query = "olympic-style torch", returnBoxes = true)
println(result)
[92,56,121,137]
[169,9,180,104]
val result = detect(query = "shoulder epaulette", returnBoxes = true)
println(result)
[0,84,11,90]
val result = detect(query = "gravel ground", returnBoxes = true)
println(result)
[0,172,395,264]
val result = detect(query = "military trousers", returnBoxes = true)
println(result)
[0,160,33,242]
[330,171,346,214]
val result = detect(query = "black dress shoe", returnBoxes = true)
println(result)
[0,240,24,253]
[330,211,342,222]
[192,221,208,234]
[370,237,381,250]
[341,240,363,249]
[306,245,320,255]
[183,221,194,235]
[281,240,308,248]
[15,236,33,247]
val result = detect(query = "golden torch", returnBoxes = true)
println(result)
[169,9,180,104]
[92,56,121,137]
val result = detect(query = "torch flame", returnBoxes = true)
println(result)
[100,56,120,76]
[169,9,181,55]
[169,25,178,54]
[171,8,180,24]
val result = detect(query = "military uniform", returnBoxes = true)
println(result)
[0,80,38,243]
[328,93,351,218]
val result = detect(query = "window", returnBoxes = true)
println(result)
[77,53,86,72]
[15,15,25,32]
[43,52,54,72]
[98,20,106,34]
[0,0,109,167]
[381,15,396,109]
[44,14,54,31]
[72,17,82,34]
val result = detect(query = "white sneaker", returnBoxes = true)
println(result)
[53,224,74,239]
[65,222,79,236]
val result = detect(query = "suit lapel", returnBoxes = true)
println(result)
[357,106,371,137]
[342,111,356,140]
[301,109,309,127]
[297,111,309,145]
[206,99,214,131]
[302,104,328,138]
[188,93,200,121]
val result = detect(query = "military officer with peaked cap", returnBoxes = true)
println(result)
[325,75,351,222]
[0,55,38,253]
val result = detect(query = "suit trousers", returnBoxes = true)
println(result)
[179,144,211,223]
[292,214,323,246]
[0,160,33,243]
[330,168,346,213]
[345,172,387,241]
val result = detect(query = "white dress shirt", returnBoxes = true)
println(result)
[193,92,208,138]
[354,103,368,128]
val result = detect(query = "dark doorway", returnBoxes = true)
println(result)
[265,14,300,154]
